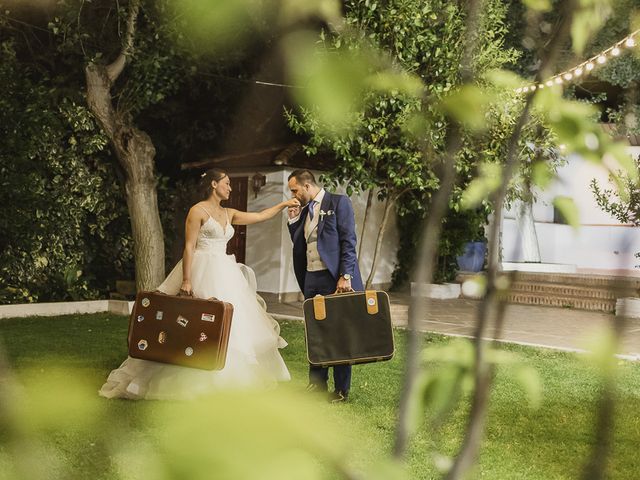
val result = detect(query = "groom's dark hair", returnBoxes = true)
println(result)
[288,169,317,186]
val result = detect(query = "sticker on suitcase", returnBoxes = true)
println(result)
[201,313,215,322]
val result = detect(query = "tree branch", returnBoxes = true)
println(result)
[444,3,577,479]
[106,0,141,83]
[393,0,483,457]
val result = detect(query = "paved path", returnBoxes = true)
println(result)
[265,294,640,358]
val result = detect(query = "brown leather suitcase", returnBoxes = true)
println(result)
[302,290,394,367]
[128,291,234,370]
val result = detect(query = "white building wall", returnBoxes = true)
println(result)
[503,149,640,276]
[243,170,289,293]
[351,191,400,287]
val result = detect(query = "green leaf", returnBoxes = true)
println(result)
[364,459,409,480]
[606,142,640,182]
[283,32,368,135]
[440,85,494,131]
[513,365,542,408]
[279,0,342,26]
[580,325,618,376]
[522,0,552,12]
[367,71,423,98]
[571,0,612,56]
[461,163,503,209]
[553,195,580,229]
[532,161,554,189]
[171,0,255,54]
[484,68,524,90]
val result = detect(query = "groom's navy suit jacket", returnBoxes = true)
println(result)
[288,191,363,293]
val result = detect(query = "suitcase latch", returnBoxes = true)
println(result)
[313,295,327,320]
[365,290,378,315]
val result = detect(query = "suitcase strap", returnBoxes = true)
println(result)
[311,290,380,320]
[313,295,326,320]
[365,290,379,314]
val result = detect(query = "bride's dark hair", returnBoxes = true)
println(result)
[200,168,227,199]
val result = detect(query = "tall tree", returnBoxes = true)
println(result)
[84,0,164,290]
[288,0,519,288]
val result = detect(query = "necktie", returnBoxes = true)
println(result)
[308,200,316,221]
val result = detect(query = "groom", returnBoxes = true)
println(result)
[287,169,363,403]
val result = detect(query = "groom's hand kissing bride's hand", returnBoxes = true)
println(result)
[286,198,301,219]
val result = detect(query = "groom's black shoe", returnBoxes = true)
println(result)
[328,390,348,403]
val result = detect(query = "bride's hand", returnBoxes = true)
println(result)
[285,198,301,218]
[179,280,193,297]
[284,198,300,208]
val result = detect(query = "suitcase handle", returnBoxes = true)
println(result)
[311,290,380,319]
[332,288,355,295]
[154,289,221,304]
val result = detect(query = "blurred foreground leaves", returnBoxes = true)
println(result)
[0,363,395,480]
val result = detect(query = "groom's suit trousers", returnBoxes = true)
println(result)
[303,269,352,394]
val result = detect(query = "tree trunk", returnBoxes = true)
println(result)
[84,1,165,291]
[124,173,166,291]
[358,189,374,260]
[514,199,541,262]
[365,195,394,289]
[445,4,576,477]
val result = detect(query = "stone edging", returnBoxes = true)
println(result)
[0,300,133,319]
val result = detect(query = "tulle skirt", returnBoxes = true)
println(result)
[99,250,290,400]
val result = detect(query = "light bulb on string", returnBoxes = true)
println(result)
[512,29,640,93]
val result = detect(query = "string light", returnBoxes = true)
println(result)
[516,30,640,94]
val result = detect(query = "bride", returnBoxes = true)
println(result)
[100,169,299,400]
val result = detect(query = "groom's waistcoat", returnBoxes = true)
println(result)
[304,191,328,272]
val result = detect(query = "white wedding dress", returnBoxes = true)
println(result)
[99,208,291,400]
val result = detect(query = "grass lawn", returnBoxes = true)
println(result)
[0,313,639,479]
